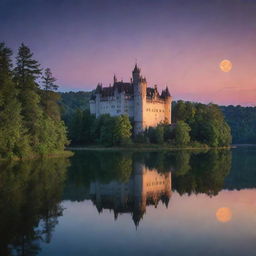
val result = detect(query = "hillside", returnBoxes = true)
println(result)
[221,105,256,144]
[60,91,92,122]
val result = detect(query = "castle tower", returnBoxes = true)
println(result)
[132,64,140,84]
[113,74,117,84]
[133,65,147,134]
[164,86,172,123]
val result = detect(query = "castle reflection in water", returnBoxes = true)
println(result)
[89,162,172,227]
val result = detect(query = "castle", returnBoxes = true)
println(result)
[89,65,172,134]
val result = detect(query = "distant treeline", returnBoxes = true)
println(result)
[60,92,231,147]
[221,105,256,143]
[0,43,68,159]
[60,91,255,144]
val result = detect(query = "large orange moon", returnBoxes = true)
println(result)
[216,207,232,222]
[219,59,232,72]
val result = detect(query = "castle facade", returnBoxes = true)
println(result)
[89,65,172,134]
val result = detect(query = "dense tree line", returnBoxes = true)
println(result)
[60,92,256,145]
[171,101,232,146]
[69,110,132,146]
[60,91,92,124]
[0,43,68,159]
[59,91,232,147]
[221,105,256,143]
[63,99,231,147]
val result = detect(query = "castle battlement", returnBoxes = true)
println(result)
[89,65,172,134]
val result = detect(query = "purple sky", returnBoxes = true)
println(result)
[1,0,256,105]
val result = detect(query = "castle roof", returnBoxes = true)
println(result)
[133,63,140,73]
[98,82,134,97]
[160,87,171,99]
[94,82,171,100]
[114,82,133,94]
[92,66,171,100]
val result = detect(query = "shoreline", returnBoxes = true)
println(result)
[67,145,234,152]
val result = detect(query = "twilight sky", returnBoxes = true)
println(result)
[1,0,256,105]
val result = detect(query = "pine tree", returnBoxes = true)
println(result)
[42,68,58,91]
[40,67,68,152]
[0,43,68,158]
[14,43,43,151]
[14,43,41,89]
[41,68,60,120]
[0,42,30,158]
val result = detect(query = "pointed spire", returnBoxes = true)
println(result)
[113,74,117,84]
[133,63,140,73]
[165,86,170,97]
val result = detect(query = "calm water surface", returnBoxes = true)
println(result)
[1,147,256,256]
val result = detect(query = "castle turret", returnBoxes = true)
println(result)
[132,64,141,84]
[133,65,147,134]
[164,86,172,124]
[95,83,102,118]
[113,74,117,84]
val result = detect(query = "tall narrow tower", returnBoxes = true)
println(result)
[133,64,147,134]
[164,86,172,124]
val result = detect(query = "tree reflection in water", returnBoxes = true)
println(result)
[0,149,233,255]
[65,149,232,226]
[0,158,69,256]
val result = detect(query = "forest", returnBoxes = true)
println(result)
[0,43,68,159]
[221,105,256,144]
[60,92,232,147]
[60,91,256,145]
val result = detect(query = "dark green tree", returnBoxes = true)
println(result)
[0,42,30,158]
[13,43,68,156]
[174,121,191,145]
[14,43,41,88]
[40,68,61,120]
[14,43,43,151]
[173,101,232,147]
[42,68,58,91]
[113,115,132,145]
[100,115,115,146]
[155,125,164,144]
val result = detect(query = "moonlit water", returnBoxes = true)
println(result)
[0,147,256,256]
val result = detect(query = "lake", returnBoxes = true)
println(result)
[0,146,256,256]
